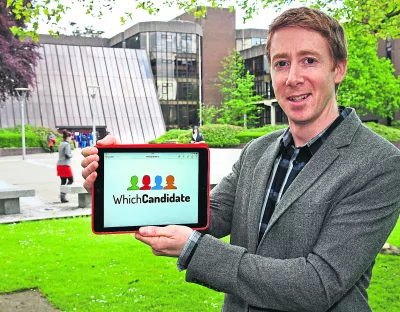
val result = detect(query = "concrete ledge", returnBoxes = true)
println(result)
[60,185,91,208]
[0,188,35,215]
[0,188,35,199]
[0,147,45,157]
[60,185,87,194]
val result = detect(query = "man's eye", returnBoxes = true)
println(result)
[276,61,287,67]
[305,58,316,64]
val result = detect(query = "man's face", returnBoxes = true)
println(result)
[270,27,346,127]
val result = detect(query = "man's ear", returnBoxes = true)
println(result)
[334,59,347,84]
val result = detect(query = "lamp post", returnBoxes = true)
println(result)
[87,85,100,145]
[15,88,30,160]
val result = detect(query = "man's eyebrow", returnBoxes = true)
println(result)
[271,50,323,62]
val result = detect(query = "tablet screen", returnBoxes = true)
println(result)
[103,151,199,227]
[92,144,209,234]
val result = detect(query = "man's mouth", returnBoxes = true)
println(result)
[288,94,311,102]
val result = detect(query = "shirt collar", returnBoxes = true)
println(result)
[280,106,351,155]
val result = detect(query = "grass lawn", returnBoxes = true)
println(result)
[1,217,399,311]
[369,219,400,311]
[0,217,223,311]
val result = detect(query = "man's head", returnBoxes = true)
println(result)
[266,7,347,71]
[266,7,348,130]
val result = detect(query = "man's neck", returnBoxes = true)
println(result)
[289,105,340,147]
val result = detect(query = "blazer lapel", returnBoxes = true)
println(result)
[247,136,282,253]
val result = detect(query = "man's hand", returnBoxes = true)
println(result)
[135,225,194,257]
[81,135,119,193]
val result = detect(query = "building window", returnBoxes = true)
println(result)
[251,38,266,46]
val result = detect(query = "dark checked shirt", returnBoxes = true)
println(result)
[178,107,351,271]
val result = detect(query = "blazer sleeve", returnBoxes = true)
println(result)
[186,154,400,311]
[200,140,254,238]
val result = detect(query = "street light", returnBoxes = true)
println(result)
[15,87,30,160]
[87,85,100,145]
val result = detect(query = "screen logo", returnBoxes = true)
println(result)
[113,174,189,205]
[127,175,177,191]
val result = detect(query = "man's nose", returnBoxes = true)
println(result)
[286,65,304,87]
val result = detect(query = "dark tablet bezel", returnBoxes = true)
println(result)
[92,144,210,234]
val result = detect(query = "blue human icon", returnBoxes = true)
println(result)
[151,175,164,190]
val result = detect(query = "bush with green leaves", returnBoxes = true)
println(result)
[236,124,288,143]
[178,124,243,147]
[0,125,74,151]
[0,132,40,148]
[364,122,400,143]
[148,129,191,144]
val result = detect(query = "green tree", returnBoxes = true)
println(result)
[338,25,400,120]
[199,103,219,125]
[6,1,399,40]
[217,50,263,127]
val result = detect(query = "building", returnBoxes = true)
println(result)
[109,20,203,129]
[0,37,165,143]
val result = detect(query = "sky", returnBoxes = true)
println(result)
[37,1,302,38]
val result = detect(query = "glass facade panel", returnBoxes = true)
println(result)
[140,33,147,50]
[172,33,177,53]
[150,32,156,52]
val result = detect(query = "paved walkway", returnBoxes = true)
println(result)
[0,148,242,224]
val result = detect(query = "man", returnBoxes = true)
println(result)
[81,7,400,311]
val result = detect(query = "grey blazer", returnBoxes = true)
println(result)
[186,108,400,311]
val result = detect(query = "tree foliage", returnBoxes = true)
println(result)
[6,0,399,40]
[338,25,400,119]
[217,50,263,127]
[0,0,39,102]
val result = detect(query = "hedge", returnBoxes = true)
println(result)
[148,129,191,144]
[0,125,74,151]
[364,122,400,143]
[0,132,41,148]
[178,124,243,147]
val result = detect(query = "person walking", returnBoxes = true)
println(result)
[57,130,73,203]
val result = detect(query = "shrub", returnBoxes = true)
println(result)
[178,124,243,147]
[0,132,41,148]
[148,129,191,144]
[0,125,73,151]
[245,124,288,133]
[236,125,288,143]
[236,132,269,143]
[364,122,400,142]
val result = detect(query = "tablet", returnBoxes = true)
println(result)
[92,144,210,234]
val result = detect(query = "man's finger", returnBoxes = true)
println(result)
[83,171,97,194]
[97,135,120,146]
[138,226,173,237]
[82,161,98,179]
[81,147,98,158]
[81,154,99,169]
